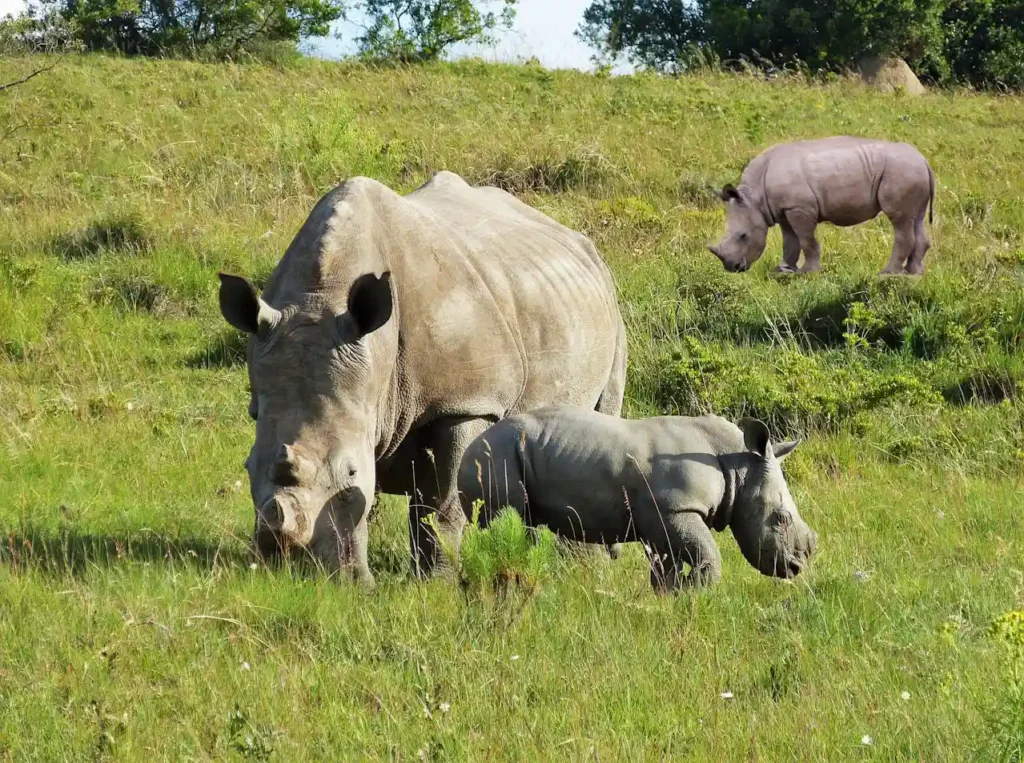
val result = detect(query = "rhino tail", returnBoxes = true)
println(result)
[928,163,935,226]
[596,316,627,418]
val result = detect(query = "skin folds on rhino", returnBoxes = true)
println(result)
[709,136,935,275]
[458,407,817,590]
[218,171,627,584]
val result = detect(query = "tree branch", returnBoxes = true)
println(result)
[0,54,65,93]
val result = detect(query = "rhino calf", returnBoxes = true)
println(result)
[457,406,817,590]
[709,136,935,275]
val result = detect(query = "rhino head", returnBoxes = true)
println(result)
[708,184,769,272]
[217,270,394,583]
[729,419,817,579]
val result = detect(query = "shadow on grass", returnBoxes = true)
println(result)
[185,330,248,369]
[1,527,250,576]
[50,212,153,261]
[1,525,415,581]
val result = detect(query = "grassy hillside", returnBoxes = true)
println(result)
[1,54,1023,760]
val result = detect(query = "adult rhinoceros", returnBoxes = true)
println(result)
[217,171,626,583]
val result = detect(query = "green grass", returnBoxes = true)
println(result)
[1,54,1023,760]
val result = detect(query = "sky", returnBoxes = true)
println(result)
[0,0,611,72]
[305,0,604,71]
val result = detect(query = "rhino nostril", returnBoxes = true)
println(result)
[787,558,803,577]
[260,498,284,528]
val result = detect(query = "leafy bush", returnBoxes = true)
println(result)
[942,0,1024,89]
[986,610,1024,760]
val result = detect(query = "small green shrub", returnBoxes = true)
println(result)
[598,196,663,230]
[986,611,1024,761]
[458,507,558,596]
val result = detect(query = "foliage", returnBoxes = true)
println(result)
[988,611,1024,760]
[3,0,342,57]
[578,0,1024,89]
[578,0,944,72]
[941,0,1024,89]
[351,0,516,62]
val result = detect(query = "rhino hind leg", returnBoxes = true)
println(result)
[880,216,916,275]
[904,217,931,275]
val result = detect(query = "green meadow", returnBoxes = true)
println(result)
[1,54,1023,760]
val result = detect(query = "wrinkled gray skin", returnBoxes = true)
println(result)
[218,172,626,584]
[709,136,935,275]
[457,406,817,590]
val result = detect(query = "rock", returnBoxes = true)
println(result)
[858,56,926,96]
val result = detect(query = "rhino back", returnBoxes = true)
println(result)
[509,408,731,532]
[261,172,621,441]
[755,137,917,225]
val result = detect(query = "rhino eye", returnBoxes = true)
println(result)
[740,233,749,241]
[770,511,792,529]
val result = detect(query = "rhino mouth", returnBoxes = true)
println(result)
[761,553,806,579]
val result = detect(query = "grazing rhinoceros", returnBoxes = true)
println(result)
[457,406,817,589]
[708,136,935,275]
[217,172,626,584]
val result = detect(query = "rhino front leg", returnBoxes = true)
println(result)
[774,217,801,273]
[881,216,916,275]
[645,511,722,591]
[408,416,494,578]
[785,211,822,273]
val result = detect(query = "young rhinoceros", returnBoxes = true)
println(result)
[456,406,816,590]
[708,136,935,275]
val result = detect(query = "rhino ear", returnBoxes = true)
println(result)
[773,440,800,462]
[718,184,743,204]
[345,271,393,340]
[219,273,260,334]
[738,418,771,458]
[219,273,281,335]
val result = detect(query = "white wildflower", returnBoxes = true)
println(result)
[720,691,734,700]
[861,735,873,746]
[439,702,450,714]
[510,655,520,661]
[901,691,910,701]
[241,661,251,671]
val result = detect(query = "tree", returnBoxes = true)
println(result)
[9,0,344,57]
[351,0,516,62]
[578,0,945,75]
